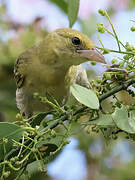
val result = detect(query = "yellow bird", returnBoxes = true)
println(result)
[14,28,105,118]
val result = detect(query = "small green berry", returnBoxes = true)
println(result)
[97,25,105,33]
[16,113,22,119]
[126,67,130,71]
[96,79,102,83]
[98,9,106,16]
[123,54,130,60]
[15,161,20,165]
[97,22,103,26]
[111,58,117,64]
[104,73,111,80]
[3,138,8,143]
[103,49,110,54]
[125,42,132,51]
[3,171,10,178]
[63,139,70,145]
[131,26,135,32]
[126,46,132,51]
[51,129,56,138]
[126,42,130,46]
[33,92,39,98]
[91,61,96,66]
[10,157,16,162]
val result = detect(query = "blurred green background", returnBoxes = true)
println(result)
[1,0,135,180]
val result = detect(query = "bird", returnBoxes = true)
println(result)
[14,28,105,118]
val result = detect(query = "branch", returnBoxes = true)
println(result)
[99,79,135,102]
[74,79,135,115]
[96,46,135,56]
[5,79,135,161]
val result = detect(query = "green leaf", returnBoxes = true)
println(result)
[48,0,67,14]
[80,15,97,36]
[112,106,135,134]
[24,160,45,178]
[86,114,114,126]
[70,83,99,109]
[128,110,135,131]
[68,0,80,27]
[0,122,24,160]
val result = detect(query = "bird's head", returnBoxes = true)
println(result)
[46,28,105,67]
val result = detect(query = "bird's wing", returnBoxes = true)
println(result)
[14,54,28,88]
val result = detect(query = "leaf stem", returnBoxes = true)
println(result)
[97,33,104,48]
[96,46,135,55]
[74,79,135,114]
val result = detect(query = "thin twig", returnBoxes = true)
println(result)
[96,46,135,55]
[74,79,135,115]
[105,11,121,51]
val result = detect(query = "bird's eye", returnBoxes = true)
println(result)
[72,37,81,45]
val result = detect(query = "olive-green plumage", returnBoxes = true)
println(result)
[14,28,105,117]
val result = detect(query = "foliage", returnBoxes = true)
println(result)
[68,0,80,27]
[70,83,99,109]
[1,1,135,179]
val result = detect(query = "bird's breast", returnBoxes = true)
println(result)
[24,64,70,106]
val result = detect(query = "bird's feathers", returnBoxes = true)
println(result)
[14,55,27,88]
[14,28,104,117]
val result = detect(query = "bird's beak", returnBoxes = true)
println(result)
[77,48,106,64]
